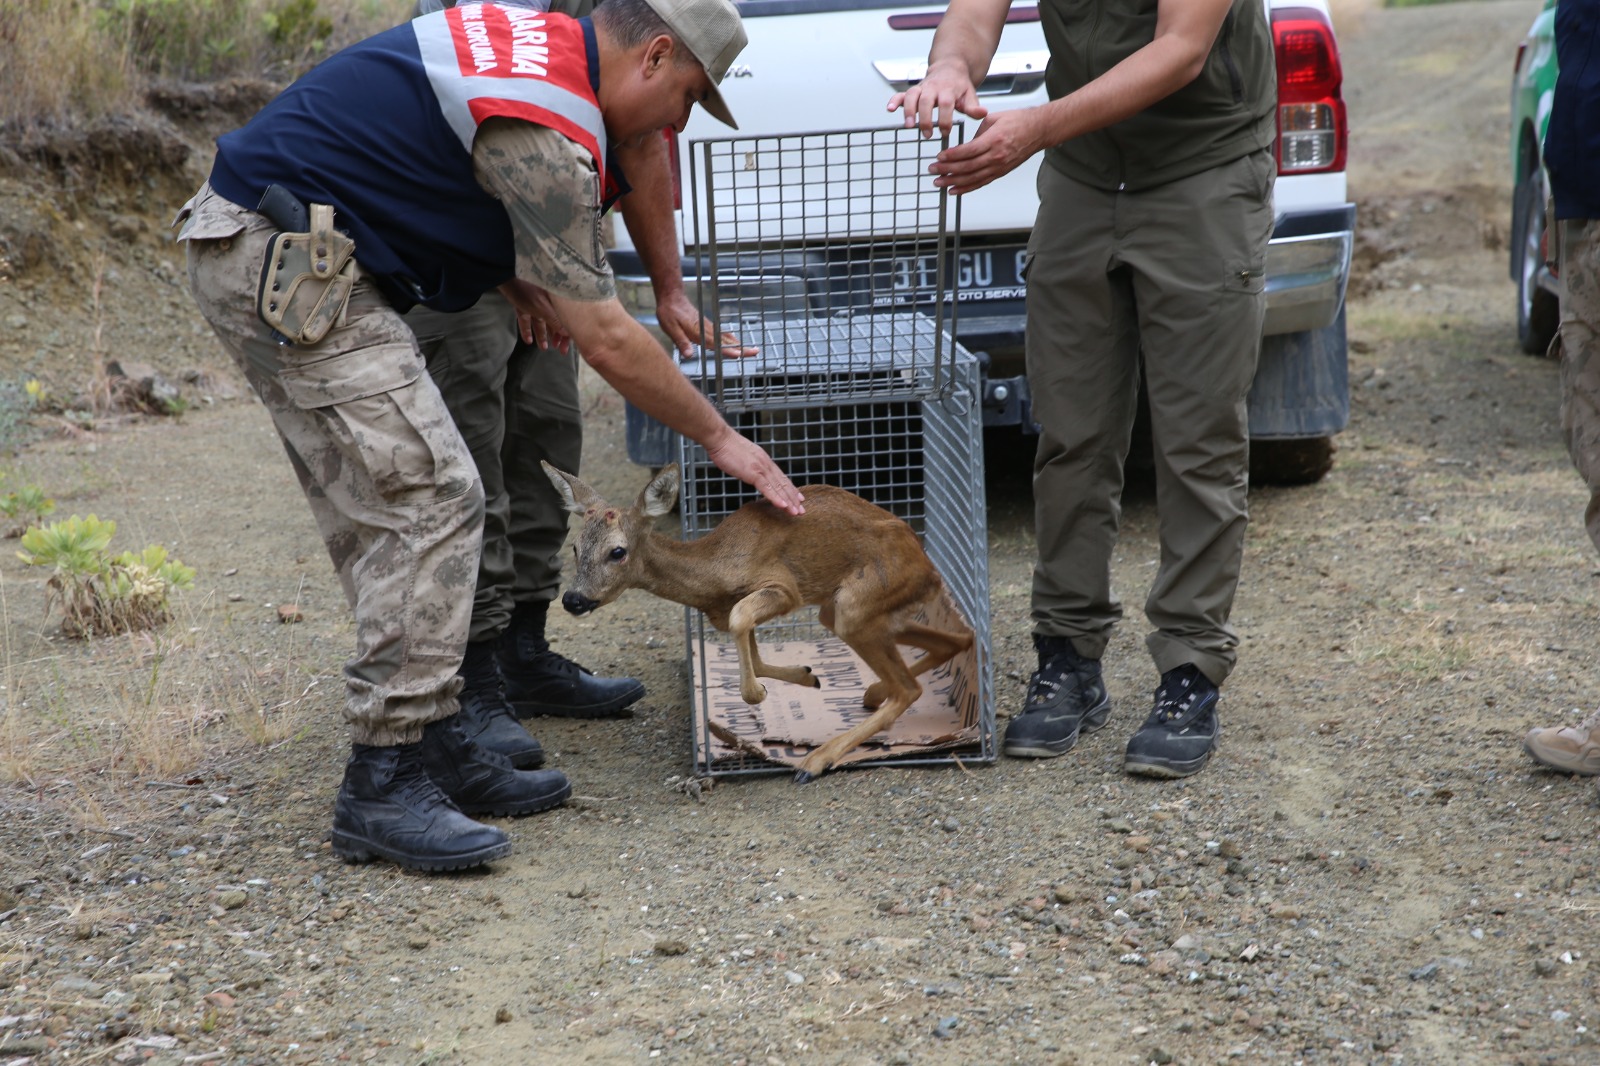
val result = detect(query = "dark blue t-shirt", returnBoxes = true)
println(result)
[1549,0,1600,220]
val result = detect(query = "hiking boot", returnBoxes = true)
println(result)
[456,639,545,769]
[331,743,511,872]
[1003,635,1112,758]
[419,713,571,817]
[501,600,645,719]
[1523,706,1600,775]
[1124,664,1220,778]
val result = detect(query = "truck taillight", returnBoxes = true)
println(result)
[666,127,681,211]
[1272,6,1346,174]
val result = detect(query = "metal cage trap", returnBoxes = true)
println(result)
[666,125,995,777]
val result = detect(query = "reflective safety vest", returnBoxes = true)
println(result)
[209,5,618,312]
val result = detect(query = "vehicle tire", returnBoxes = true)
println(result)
[1250,436,1335,486]
[1514,169,1559,356]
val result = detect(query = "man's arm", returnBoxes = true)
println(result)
[614,133,752,359]
[475,118,802,513]
[888,0,1010,137]
[553,294,802,512]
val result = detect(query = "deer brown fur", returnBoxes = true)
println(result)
[542,461,975,783]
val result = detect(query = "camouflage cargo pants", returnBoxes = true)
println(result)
[176,183,484,746]
[1557,218,1600,554]
[405,294,583,642]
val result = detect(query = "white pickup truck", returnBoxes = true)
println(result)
[610,0,1354,484]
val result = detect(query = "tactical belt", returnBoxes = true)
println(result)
[255,184,357,346]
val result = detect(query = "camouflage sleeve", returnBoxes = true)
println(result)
[472,117,615,303]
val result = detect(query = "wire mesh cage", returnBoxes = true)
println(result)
[681,125,967,409]
[669,126,994,777]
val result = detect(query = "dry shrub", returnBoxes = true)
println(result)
[0,4,139,126]
[0,0,412,130]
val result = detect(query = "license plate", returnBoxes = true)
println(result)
[872,246,1029,307]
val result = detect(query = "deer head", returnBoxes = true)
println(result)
[542,461,679,616]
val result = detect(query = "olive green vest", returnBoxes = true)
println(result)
[1040,0,1277,192]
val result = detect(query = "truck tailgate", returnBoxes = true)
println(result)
[610,2,1051,250]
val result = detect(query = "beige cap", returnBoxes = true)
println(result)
[639,0,746,129]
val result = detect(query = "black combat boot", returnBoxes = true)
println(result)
[330,743,511,872]
[1002,634,1113,758]
[500,600,646,720]
[456,639,545,769]
[418,711,571,816]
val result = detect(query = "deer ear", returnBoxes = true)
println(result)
[641,463,680,517]
[541,460,597,514]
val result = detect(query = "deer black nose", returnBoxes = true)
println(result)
[562,590,599,616]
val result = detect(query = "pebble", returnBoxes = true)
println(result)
[51,977,105,998]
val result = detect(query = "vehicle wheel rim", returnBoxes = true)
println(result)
[1520,174,1546,324]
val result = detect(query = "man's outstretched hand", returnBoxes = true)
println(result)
[657,289,757,360]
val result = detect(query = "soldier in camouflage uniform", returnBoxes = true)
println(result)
[176,0,803,872]
[402,0,752,776]
[1525,0,1600,781]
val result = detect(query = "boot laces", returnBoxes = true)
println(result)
[441,715,515,770]
[391,751,456,809]
[1155,669,1206,722]
[1025,656,1078,707]
[528,648,590,678]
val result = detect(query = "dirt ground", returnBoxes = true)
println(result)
[2,1,1597,1064]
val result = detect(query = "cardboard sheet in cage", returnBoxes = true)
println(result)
[691,592,984,772]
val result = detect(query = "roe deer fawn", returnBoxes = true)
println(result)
[542,462,975,783]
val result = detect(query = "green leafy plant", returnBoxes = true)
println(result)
[17,514,196,637]
[0,483,56,537]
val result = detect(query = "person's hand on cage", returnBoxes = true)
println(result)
[657,289,756,361]
[889,58,988,139]
[929,107,1051,195]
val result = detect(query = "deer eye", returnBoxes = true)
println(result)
[608,546,627,561]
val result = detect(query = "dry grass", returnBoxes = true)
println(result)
[0,0,411,128]
[0,568,333,837]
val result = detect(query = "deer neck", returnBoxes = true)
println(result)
[633,528,743,611]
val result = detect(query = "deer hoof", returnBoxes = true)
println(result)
[803,667,821,689]
[792,768,817,784]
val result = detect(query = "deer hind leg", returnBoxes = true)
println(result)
[727,585,817,704]
[795,627,921,784]
[861,620,976,708]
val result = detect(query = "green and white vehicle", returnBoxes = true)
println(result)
[1510,0,1559,355]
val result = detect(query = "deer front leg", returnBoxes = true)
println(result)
[727,586,815,704]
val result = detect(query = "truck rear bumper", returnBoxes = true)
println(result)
[1263,205,1356,336]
